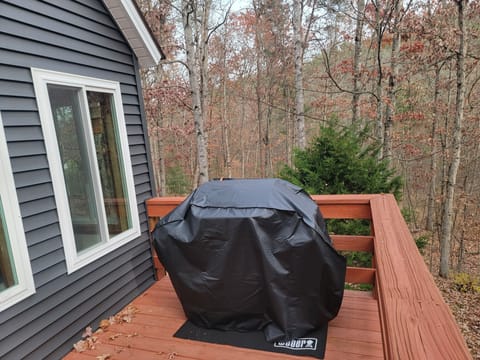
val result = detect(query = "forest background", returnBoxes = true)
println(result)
[136,0,479,355]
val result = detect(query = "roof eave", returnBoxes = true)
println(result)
[103,0,165,68]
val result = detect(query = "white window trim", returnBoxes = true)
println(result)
[31,68,140,274]
[0,112,36,311]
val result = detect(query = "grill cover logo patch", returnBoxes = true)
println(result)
[274,338,318,351]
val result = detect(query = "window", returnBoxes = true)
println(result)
[32,69,140,273]
[0,112,35,311]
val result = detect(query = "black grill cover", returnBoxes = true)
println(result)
[153,179,346,342]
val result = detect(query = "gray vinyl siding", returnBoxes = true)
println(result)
[0,0,156,359]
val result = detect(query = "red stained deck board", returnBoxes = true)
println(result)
[64,276,383,359]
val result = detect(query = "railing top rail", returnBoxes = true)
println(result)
[370,194,471,360]
[146,194,376,219]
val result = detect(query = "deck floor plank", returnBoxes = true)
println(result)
[64,275,383,359]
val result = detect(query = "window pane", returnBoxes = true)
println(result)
[0,200,18,291]
[87,92,131,236]
[48,85,103,252]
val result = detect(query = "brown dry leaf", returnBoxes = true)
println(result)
[73,340,88,353]
[96,354,111,360]
[124,305,138,317]
[109,333,122,340]
[82,326,93,338]
[85,336,97,350]
[120,314,131,323]
[74,326,100,352]
[431,268,480,359]
[114,305,138,323]
[99,319,111,330]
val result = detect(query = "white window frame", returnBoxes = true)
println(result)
[0,112,36,311]
[31,68,140,274]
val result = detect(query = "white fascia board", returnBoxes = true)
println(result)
[103,0,162,67]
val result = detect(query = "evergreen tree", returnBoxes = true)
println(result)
[280,122,402,199]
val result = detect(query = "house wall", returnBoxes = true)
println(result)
[0,0,156,358]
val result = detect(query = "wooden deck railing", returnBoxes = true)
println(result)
[145,193,472,359]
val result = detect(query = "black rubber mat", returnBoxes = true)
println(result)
[174,321,328,359]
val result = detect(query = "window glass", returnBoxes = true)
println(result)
[87,91,131,237]
[0,201,18,291]
[48,85,103,252]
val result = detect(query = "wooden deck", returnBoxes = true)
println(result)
[64,193,472,359]
[64,275,383,360]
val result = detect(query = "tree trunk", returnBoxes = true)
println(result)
[253,1,265,177]
[374,2,384,156]
[221,33,232,178]
[439,0,466,278]
[293,0,306,149]
[265,100,272,177]
[352,0,365,124]
[200,0,211,129]
[438,62,454,238]
[426,64,441,231]
[141,64,166,196]
[240,77,246,178]
[256,54,265,177]
[153,113,166,196]
[284,85,293,166]
[456,176,468,272]
[182,0,209,185]
[384,0,402,162]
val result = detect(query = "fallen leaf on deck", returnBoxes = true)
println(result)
[73,340,88,353]
[114,305,138,323]
[99,319,111,330]
[82,326,93,338]
[122,314,132,323]
[74,328,99,352]
[86,336,98,350]
[109,333,122,340]
[96,354,111,360]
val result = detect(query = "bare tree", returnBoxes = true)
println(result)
[253,0,266,177]
[293,0,306,149]
[384,0,402,162]
[352,0,365,124]
[426,63,442,231]
[179,0,231,185]
[373,0,385,156]
[182,0,210,185]
[252,0,290,177]
[220,22,233,178]
[439,0,467,278]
